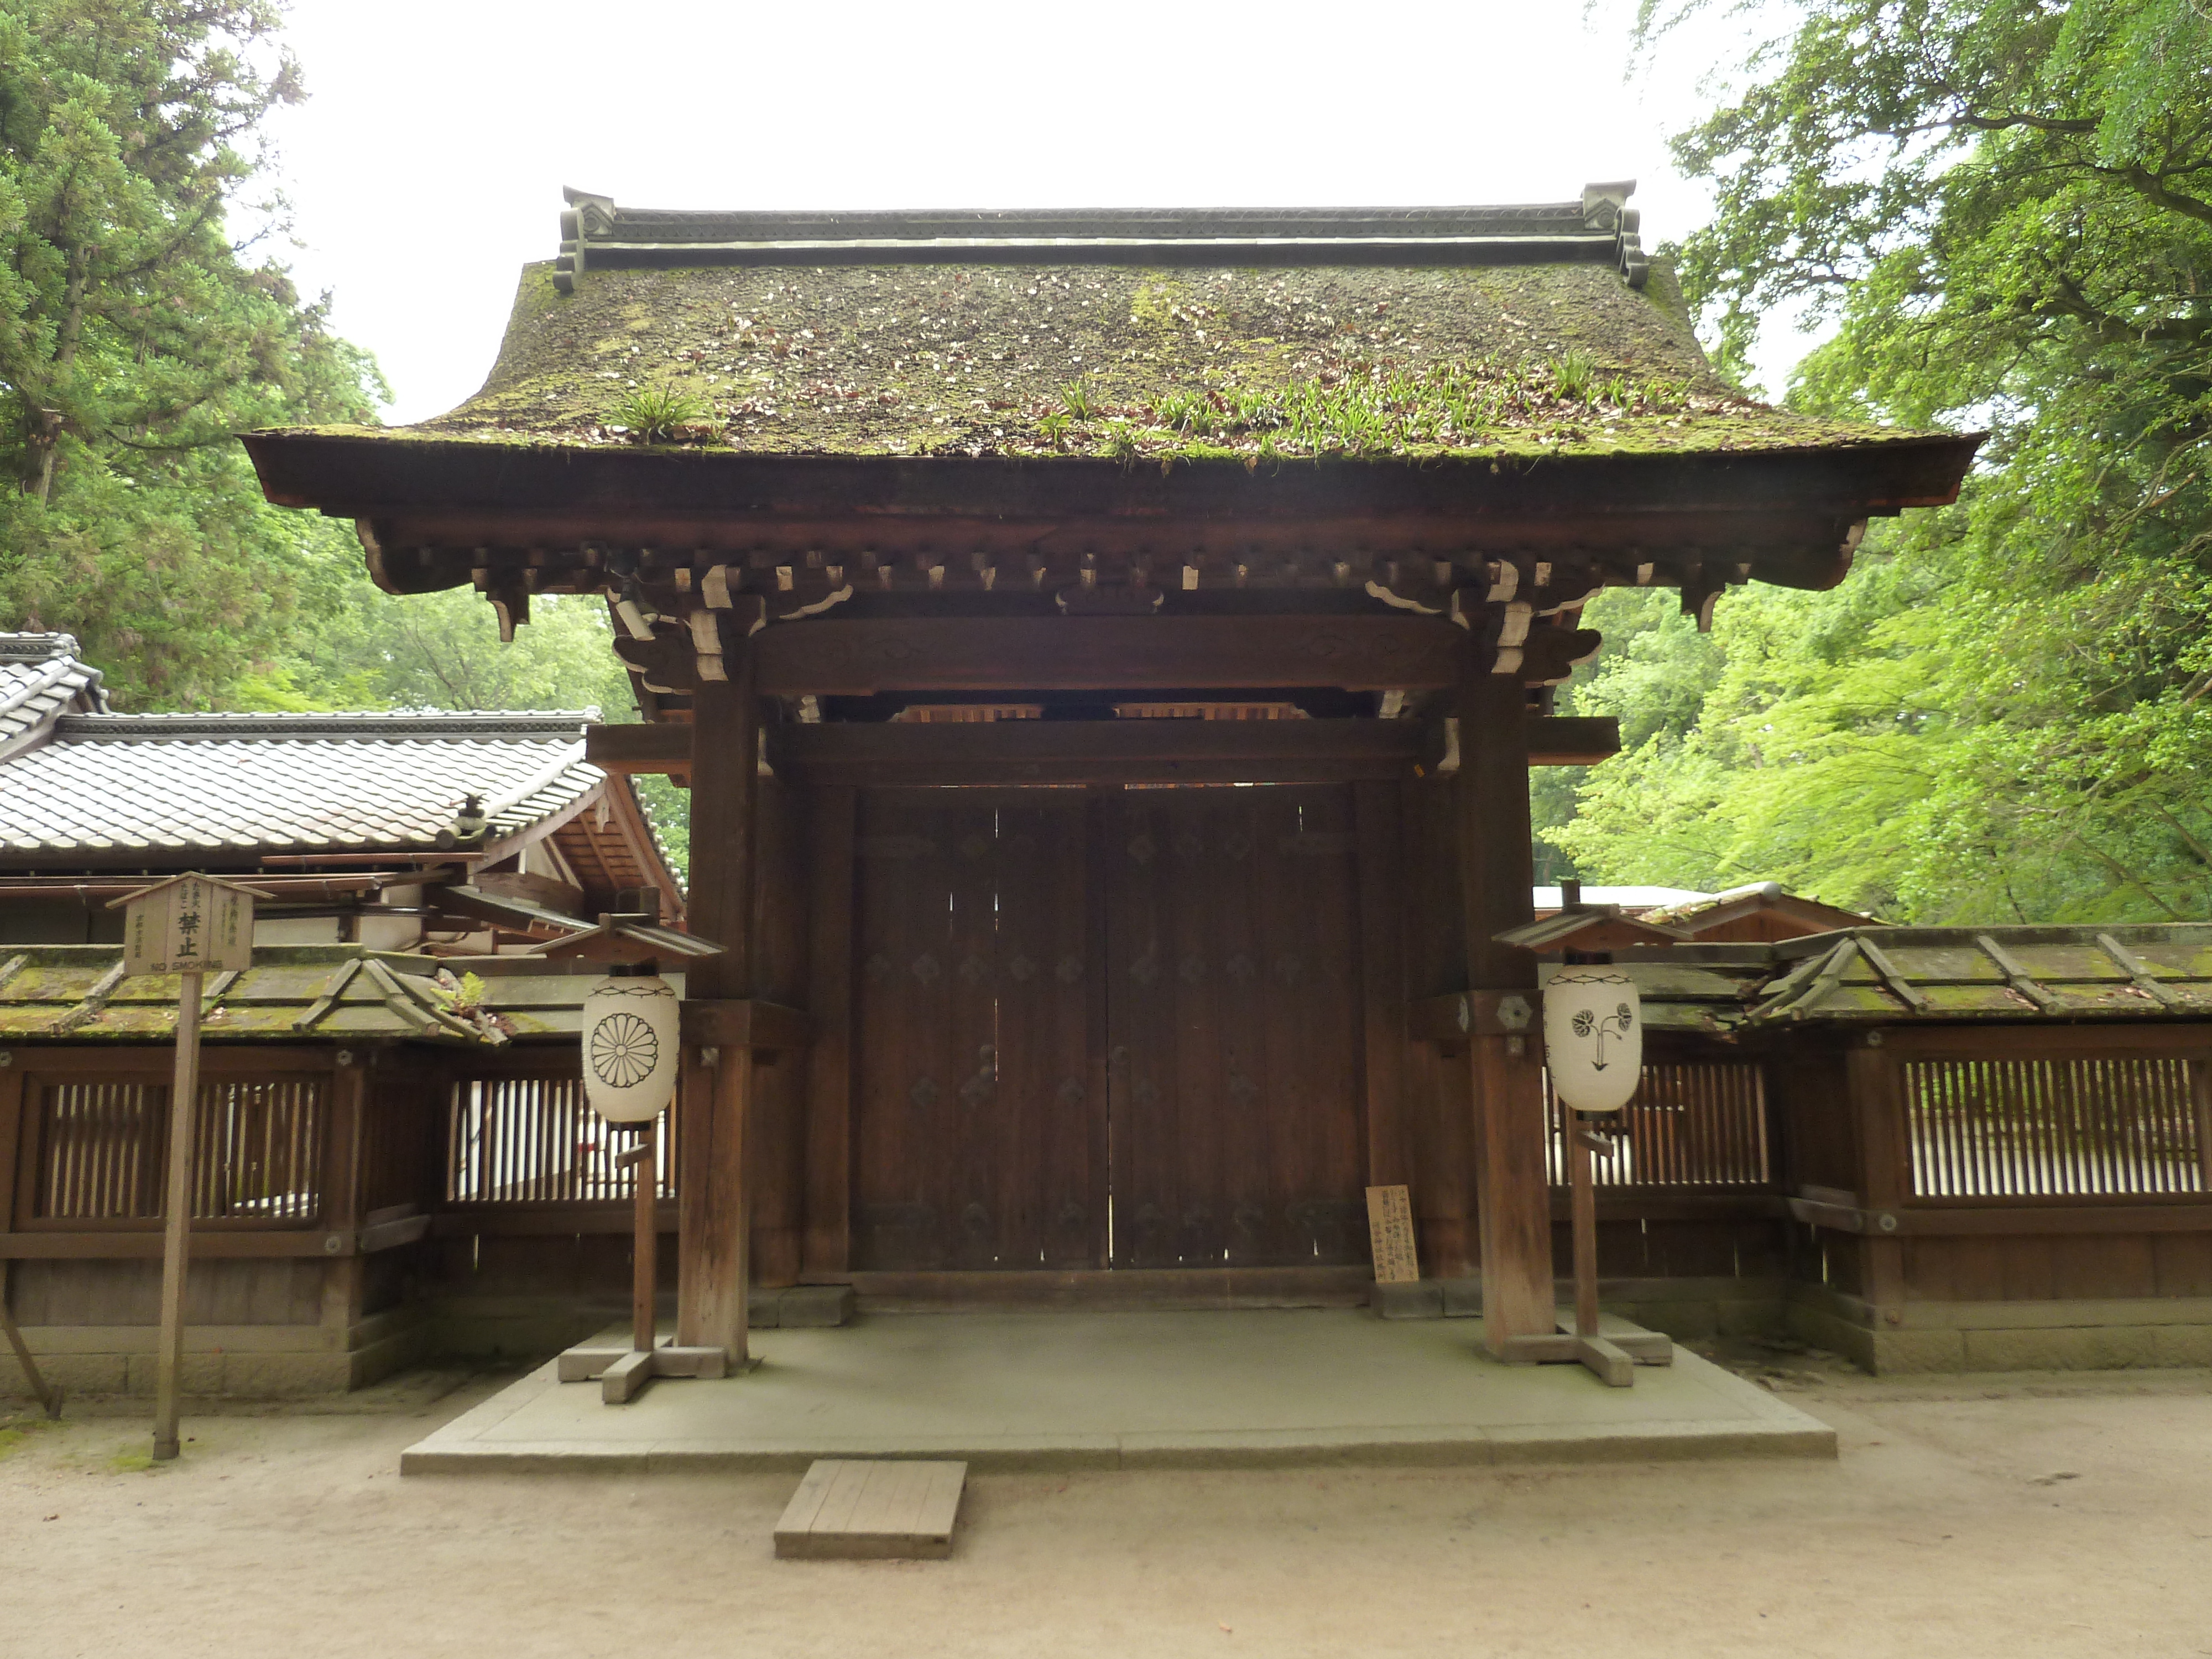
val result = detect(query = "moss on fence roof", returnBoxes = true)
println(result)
[293,258,1940,466]
[0,946,601,1043]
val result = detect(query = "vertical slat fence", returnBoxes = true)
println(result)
[1903,1055,2204,1199]
[1545,1060,1772,1188]
[445,1071,674,1206]
[32,1077,326,1223]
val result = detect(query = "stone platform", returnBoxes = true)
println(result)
[401,1308,1834,1474]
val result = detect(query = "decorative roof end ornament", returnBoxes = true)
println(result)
[1581,180,1648,289]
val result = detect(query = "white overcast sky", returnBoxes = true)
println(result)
[266,0,1807,426]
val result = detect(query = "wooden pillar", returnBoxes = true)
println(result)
[677,645,759,1364]
[1848,1039,1907,1326]
[801,785,858,1279]
[1454,674,1555,1353]
[1354,781,1411,1194]
[317,1051,368,1350]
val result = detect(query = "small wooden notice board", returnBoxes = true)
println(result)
[1365,1183,1420,1284]
[121,874,255,977]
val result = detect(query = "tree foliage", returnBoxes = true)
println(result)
[307,588,691,874]
[0,0,382,704]
[1556,0,2212,921]
[0,2,689,875]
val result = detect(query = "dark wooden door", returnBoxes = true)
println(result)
[851,790,1102,1270]
[1105,786,1369,1267]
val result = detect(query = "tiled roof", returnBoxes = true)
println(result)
[0,711,603,860]
[0,634,108,762]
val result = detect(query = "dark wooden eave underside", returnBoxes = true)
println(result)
[243,431,1980,596]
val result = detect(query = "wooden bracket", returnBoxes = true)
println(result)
[679,998,813,1052]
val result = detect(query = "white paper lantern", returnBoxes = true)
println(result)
[1543,967,1643,1114]
[581,973,680,1123]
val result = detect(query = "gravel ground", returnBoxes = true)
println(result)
[3,1348,2209,1659]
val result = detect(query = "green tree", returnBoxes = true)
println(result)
[299,587,692,877]
[0,0,384,706]
[1567,0,2212,921]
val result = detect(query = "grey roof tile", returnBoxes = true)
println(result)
[0,633,110,761]
[0,710,606,858]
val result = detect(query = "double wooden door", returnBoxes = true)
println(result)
[850,785,1367,1272]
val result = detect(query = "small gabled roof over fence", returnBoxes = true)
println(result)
[0,634,108,764]
[1744,926,2212,1025]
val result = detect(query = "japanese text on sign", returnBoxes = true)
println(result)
[1365,1183,1421,1285]
[121,877,255,977]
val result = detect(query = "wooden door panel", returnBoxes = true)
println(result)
[851,790,1099,1270]
[1107,786,1368,1267]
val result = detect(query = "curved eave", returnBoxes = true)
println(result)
[243,427,1983,531]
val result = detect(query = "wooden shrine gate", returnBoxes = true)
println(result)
[851,785,1369,1274]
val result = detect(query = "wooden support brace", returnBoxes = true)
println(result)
[0,1286,61,1419]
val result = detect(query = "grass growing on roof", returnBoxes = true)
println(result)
[1029,355,1704,463]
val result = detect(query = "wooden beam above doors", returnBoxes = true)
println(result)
[750,616,1469,696]
[585,714,1621,784]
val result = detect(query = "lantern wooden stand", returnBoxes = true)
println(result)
[569,1112,735,1405]
[1540,959,1673,1386]
[541,927,745,1406]
[1556,1109,1671,1385]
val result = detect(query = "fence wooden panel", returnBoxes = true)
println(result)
[359,1062,444,1217]
[1903,1055,2205,1199]
[1546,1060,1771,1189]
[445,1072,672,1206]
[33,1076,326,1223]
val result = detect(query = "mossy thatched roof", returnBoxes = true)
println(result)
[304,192,1957,466]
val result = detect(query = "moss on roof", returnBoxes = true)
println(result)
[338,258,1938,463]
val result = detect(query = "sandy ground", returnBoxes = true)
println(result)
[3,1349,2210,1659]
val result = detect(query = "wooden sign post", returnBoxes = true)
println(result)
[109,875,258,1462]
[1364,1185,1421,1285]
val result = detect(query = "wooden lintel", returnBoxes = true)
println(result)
[753,616,1469,696]
[678,998,813,1052]
[586,722,693,774]
[598,712,1618,783]
[1410,989,1542,1043]
[0,1229,354,1259]
[1783,1198,2212,1237]
[1526,715,1619,766]
[780,718,1412,786]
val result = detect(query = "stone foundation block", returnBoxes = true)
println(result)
[778,1285,855,1328]
[1962,1324,2161,1373]
[1369,1281,1443,1320]
[1868,1327,1965,1374]
[2151,1324,2212,1367]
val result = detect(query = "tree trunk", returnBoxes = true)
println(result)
[23,247,91,504]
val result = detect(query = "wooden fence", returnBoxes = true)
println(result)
[1545,1058,1772,1190]
[28,1074,326,1224]
[1901,1053,2207,1199]
[444,1071,673,1207]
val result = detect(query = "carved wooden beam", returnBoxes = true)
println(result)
[748,615,1470,695]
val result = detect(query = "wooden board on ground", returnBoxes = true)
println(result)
[1366,1184,1420,1284]
[775,1459,967,1560]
